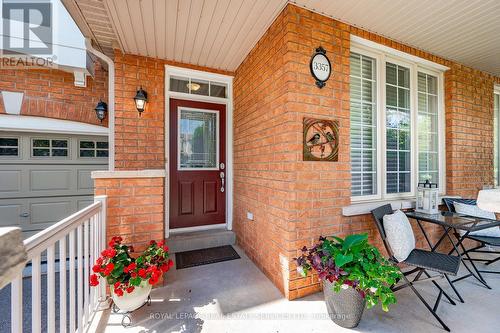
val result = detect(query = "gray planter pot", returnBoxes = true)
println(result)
[323,280,366,328]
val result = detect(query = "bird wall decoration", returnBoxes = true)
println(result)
[303,118,339,162]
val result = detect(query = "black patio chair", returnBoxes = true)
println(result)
[371,204,461,332]
[443,198,500,273]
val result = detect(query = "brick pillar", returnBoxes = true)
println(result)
[93,173,165,252]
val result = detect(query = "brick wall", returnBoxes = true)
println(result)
[233,5,352,299]
[284,7,353,299]
[232,8,291,295]
[0,62,108,126]
[234,4,500,300]
[445,65,496,197]
[113,51,232,170]
[94,177,165,252]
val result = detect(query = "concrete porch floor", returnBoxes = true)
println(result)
[95,246,500,333]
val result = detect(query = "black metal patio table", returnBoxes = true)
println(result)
[406,211,500,290]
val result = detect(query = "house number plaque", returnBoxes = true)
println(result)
[310,46,331,88]
[303,118,339,162]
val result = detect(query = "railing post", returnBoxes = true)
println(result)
[11,274,23,333]
[47,245,56,333]
[77,224,83,332]
[94,195,109,308]
[59,236,67,333]
[32,255,41,333]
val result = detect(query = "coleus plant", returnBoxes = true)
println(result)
[295,233,401,311]
[90,237,173,296]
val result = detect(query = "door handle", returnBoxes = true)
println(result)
[20,212,30,218]
[220,171,225,193]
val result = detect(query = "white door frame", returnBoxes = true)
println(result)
[164,65,233,238]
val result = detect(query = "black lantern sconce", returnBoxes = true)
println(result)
[134,86,148,116]
[94,100,107,123]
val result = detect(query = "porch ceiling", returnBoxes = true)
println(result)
[63,0,500,76]
[62,0,288,71]
[293,0,500,76]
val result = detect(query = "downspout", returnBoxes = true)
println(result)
[85,38,115,171]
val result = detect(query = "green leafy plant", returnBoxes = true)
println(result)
[295,233,401,311]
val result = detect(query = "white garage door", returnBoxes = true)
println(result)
[0,132,108,238]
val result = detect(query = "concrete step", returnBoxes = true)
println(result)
[167,228,236,253]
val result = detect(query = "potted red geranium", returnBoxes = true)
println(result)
[90,237,173,312]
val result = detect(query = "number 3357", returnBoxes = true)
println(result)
[313,62,328,71]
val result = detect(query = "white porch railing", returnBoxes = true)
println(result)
[8,195,107,333]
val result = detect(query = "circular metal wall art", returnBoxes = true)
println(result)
[303,118,339,162]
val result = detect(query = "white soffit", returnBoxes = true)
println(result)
[292,0,500,76]
[74,0,288,71]
[0,114,108,136]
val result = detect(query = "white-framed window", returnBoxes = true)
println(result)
[494,87,499,187]
[31,138,69,157]
[79,140,109,158]
[0,137,20,157]
[350,53,377,197]
[169,75,227,98]
[350,41,446,201]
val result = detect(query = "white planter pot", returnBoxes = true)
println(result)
[111,282,152,312]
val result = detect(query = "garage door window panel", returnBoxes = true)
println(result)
[0,137,20,157]
[32,138,69,157]
[79,140,109,158]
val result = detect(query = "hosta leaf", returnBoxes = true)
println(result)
[335,253,353,268]
[342,234,368,251]
[331,236,344,244]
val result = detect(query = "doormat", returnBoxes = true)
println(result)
[175,245,240,269]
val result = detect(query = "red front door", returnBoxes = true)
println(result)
[169,98,226,229]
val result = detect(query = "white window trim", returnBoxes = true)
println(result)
[494,85,500,187]
[165,65,234,238]
[0,114,108,136]
[350,40,447,203]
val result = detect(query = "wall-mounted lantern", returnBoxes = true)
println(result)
[134,87,148,116]
[94,100,107,123]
